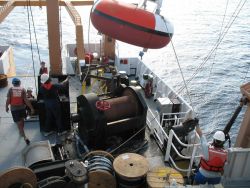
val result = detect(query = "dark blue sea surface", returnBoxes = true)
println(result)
[0,0,249,143]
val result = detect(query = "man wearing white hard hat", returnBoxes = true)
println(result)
[39,73,69,136]
[194,125,227,185]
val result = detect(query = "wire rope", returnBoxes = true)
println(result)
[176,0,247,95]
[161,16,196,114]
[26,0,38,95]
[203,0,229,98]
[28,2,41,63]
[196,0,230,134]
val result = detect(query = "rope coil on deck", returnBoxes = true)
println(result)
[84,150,116,188]
[113,153,149,188]
[0,167,37,188]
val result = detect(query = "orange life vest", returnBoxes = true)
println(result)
[10,87,24,106]
[200,145,227,172]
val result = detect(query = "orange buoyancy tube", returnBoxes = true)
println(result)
[94,0,155,29]
[200,145,227,172]
[90,0,173,49]
[10,87,24,105]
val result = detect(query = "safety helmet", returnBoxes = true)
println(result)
[12,77,21,85]
[27,86,33,91]
[40,73,49,84]
[213,131,225,142]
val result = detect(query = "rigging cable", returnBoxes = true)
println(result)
[194,0,247,108]
[28,1,41,63]
[176,0,247,96]
[194,1,249,138]
[26,0,38,95]
[169,39,195,113]
[81,11,93,85]
[198,0,230,133]
[162,16,196,113]
[203,0,229,96]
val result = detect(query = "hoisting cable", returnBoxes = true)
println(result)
[203,0,229,96]
[196,0,230,132]
[81,12,93,84]
[169,39,195,113]
[28,0,41,63]
[188,0,247,114]
[176,0,247,95]
[192,1,249,138]
[162,16,196,113]
[26,0,38,96]
[108,125,146,155]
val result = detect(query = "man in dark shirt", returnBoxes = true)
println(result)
[39,61,48,75]
[39,73,69,136]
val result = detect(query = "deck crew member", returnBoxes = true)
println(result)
[194,125,227,184]
[5,78,35,145]
[26,86,35,99]
[26,86,36,117]
[39,73,69,136]
[39,61,48,75]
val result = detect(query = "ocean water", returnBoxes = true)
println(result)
[0,0,249,143]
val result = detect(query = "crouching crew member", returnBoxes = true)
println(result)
[5,78,35,145]
[26,86,36,118]
[39,73,69,136]
[194,125,227,185]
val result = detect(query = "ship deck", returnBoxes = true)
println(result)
[0,76,165,171]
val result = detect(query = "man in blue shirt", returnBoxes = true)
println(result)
[40,73,69,136]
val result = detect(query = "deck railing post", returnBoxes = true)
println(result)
[187,144,197,178]
[165,129,174,162]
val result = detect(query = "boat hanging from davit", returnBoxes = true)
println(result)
[90,0,174,49]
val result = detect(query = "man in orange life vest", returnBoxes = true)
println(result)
[194,125,227,184]
[39,73,69,136]
[5,78,35,145]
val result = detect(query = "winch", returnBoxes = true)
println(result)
[75,86,147,149]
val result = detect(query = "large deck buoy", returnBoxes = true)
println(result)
[90,0,174,49]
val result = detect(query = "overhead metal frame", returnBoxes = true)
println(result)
[0,0,94,75]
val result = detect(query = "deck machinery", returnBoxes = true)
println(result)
[76,85,148,149]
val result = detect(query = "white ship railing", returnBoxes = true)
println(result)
[147,108,201,177]
[161,112,187,128]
